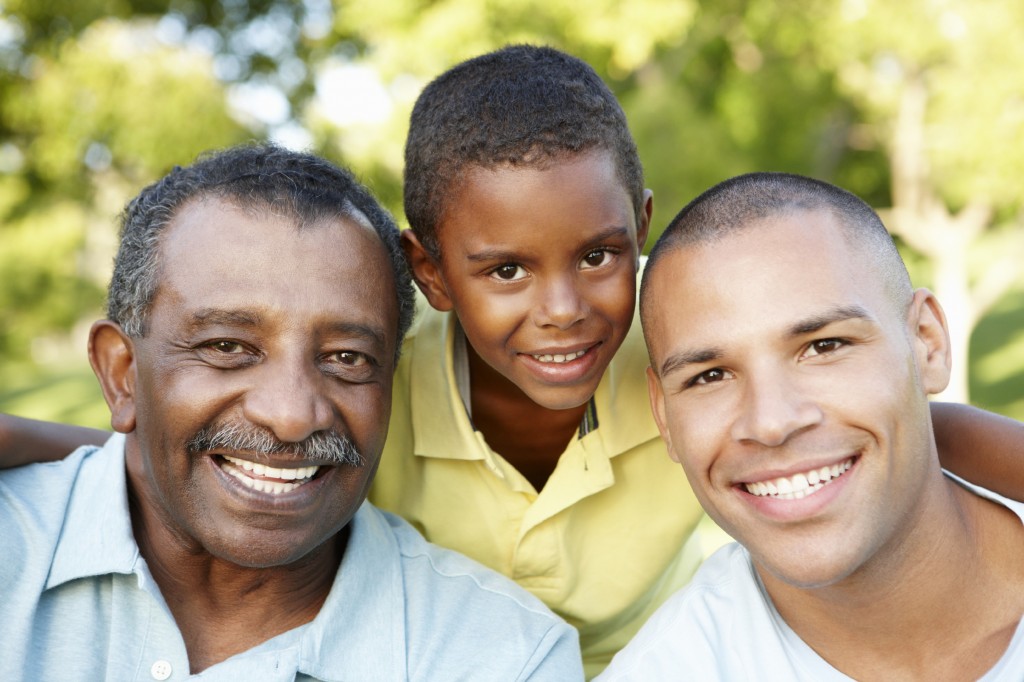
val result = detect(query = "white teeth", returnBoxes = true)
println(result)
[219,455,319,495]
[744,458,854,500]
[532,349,586,363]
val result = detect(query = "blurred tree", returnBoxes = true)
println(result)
[807,0,1024,403]
[608,0,1024,403]
[1,0,1021,420]
[0,10,249,375]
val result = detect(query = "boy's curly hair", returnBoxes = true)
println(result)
[403,44,645,259]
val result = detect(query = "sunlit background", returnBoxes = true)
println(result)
[1,0,1022,429]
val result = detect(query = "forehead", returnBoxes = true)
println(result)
[155,198,397,343]
[645,210,892,362]
[438,149,634,251]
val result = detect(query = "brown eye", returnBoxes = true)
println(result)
[490,263,527,281]
[806,339,846,357]
[209,340,245,354]
[332,351,367,366]
[693,368,726,385]
[581,249,611,268]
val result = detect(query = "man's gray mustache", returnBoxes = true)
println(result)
[185,422,363,467]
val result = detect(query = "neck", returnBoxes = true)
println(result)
[466,344,587,491]
[761,474,1024,680]
[126,463,343,673]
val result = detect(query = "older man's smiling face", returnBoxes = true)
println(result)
[116,197,397,568]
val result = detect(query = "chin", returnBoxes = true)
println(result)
[755,550,865,591]
[201,530,326,569]
[528,386,599,412]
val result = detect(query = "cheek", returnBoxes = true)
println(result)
[458,295,527,347]
[592,275,637,327]
[666,398,730,475]
[343,387,393,454]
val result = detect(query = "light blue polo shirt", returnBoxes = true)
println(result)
[0,434,583,681]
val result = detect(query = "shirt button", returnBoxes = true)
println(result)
[150,660,173,680]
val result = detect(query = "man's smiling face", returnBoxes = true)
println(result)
[119,197,397,568]
[644,209,951,589]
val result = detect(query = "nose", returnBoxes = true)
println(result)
[730,368,822,448]
[533,274,587,330]
[242,357,335,444]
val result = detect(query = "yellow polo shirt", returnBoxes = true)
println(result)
[369,300,706,678]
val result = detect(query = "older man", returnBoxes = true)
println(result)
[0,145,582,680]
[601,172,1024,680]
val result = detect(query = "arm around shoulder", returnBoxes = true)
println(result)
[0,413,109,468]
[932,402,1024,500]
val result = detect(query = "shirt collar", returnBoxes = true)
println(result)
[296,502,407,680]
[587,298,661,456]
[409,307,490,462]
[47,433,140,590]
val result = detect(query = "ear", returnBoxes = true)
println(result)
[908,288,952,395]
[400,229,454,312]
[636,189,654,256]
[88,321,138,434]
[647,365,679,463]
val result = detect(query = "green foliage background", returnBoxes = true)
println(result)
[1,0,1022,427]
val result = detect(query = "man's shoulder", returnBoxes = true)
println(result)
[0,441,112,631]
[0,443,101,532]
[599,542,779,680]
[327,503,583,681]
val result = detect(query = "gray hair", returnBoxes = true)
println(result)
[106,144,415,361]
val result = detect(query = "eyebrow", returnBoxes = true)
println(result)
[186,308,264,331]
[657,305,874,378]
[323,321,388,349]
[464,225,631,263]
[786,305,873,336]
[186,310,388,349]
[659,348,723,378]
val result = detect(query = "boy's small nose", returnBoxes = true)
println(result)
[534,277,587,330]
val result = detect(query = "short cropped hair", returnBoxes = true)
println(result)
[404,44,645,259]
[107,144,415,360]
[640,172,912,327]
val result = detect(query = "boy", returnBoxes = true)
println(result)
[4,46,1024,677]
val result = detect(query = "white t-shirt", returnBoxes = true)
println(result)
[598,475,1024,681]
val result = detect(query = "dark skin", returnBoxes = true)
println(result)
[466,344,587,488]
[83,199,398,672]
[404,152,651,491]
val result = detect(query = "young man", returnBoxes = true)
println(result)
[0,145,583,681]
[601,172,1024,680]
[4,47,1024,678]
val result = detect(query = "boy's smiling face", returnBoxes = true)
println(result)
[406,149,650,411]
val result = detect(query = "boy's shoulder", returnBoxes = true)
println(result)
[380,504,567,618]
